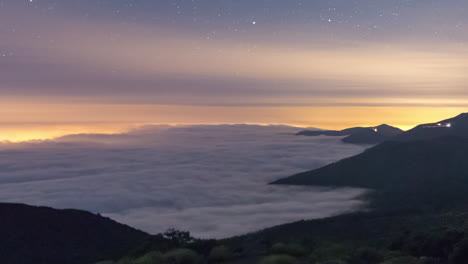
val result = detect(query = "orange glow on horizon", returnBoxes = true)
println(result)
[0,124,131,143]
[0,102,466,142]
[2,12,468,143]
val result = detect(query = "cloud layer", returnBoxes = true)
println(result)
[0,125,367,238]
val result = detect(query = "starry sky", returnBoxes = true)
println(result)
[1,0,468,141]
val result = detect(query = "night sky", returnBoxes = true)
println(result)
[1,0,468,141]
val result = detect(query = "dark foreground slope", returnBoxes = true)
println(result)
[0,203,149,264]
[223,207,468,264]
[297,124,403,145]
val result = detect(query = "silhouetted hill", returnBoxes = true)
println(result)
[296,127,367,137]
[394,113,468,142]
[373,124,405,137]
[0,203,149,264]
[296,124,403,144]
[273,136,468,209]
[273,136,468,189]
[341,128,387,144]
[296,130,348,136]
[282,114,468,191]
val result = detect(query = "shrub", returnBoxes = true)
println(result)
[380,256,422,264]
[270,243,307,257]
[164,248,200,264]
[208,246,232,263]
[133,251,164,264]
[259,254,298,264]
[164,229,194,247]
[188,239,218,256]
[349,247,384,264]
[309,244,352,263]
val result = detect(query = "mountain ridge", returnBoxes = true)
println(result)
[296,124,403,145]
[393,113,468,142]
[274,113,468,210]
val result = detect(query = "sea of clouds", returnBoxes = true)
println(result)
[0,125,369,238]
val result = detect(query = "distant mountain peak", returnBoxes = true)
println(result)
[447,112,468,122]
[296,124,403,145]
[455,112,468,117]
[298,113,468,145]
[394,113,468,142]
[376,124,393,128]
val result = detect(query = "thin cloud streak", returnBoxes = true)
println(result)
[2,10,468,106]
